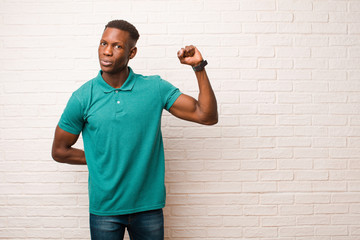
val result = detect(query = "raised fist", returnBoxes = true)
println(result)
[177,45,203,67]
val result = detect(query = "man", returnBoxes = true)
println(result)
[52,19,217,240]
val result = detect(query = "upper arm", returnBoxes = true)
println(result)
[169,93,204,124]
[52,125,80,160]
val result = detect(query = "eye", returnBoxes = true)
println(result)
[115,45,122,49]
[100,42,106,46]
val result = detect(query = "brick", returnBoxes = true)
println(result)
[239,137,275,148]
[259,104,292,114]
[168,161,204,171]
[222,104,257,115]
[171,228,206,238]
[259,127,294,137]
[349,23,360,34]
[278,0,313,11]
[259,148,293,159]
[186,172,222,182]
[295,127,328,136]
[260,171,294,181]
[279,227,314,237]
[222,171,258,182]
[222,35,256,46]
[205,23,242,34]
[330,127,360,137]
[222,127,257,137]
[278,23,311,33]
[330,148,360,159]
[314,159,347,170]
[241,160,277,170]
[295,171,329,181]
[296,37,328,49]
[295,59,328,69]
[278,70,311,80]
[222,80,257,91]
[244,206,277,216]
[241,69,276,80]
[278,116,312,126]
[278,137,311,147]
[313,137,346,148]
[277,47,311,57]
[350,1,360,11]
[222,149,257,160]
[280,205,313,215]
[315,226,348,236]
[262,216,295,226]
[314,93,347,103]
[169,183,204,194]
[258,35,293,46]
[205,161,240,171]
[240,115,276,125]
[313,1,347,12]
[259,81,293,92]
[295,148,328,158]
[223,216,258,227]
[208,206,243,216]
[259,12,293,22]
[240,0,275,10]
[259,59,293,69]
[312,23,347,34]
[243,227,278,238]
[207,228,243,238]
[295,194,330,204]
[243,23,277,33]
[242,182,277,193]
[332,215,360,225]
[279,182,312,192]
[204,138,239,149]
[313,182,347,192]
[330,59,360,70]
[295,12,329,22]
[222,11,257,22]
[205,182,242,193]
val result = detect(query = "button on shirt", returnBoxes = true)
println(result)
[58,67,182,215]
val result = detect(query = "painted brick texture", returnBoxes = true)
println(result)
[1,0,360,239]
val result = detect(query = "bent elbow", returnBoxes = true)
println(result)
[201,113,218,126]
[51,148,65,163]
[204,118,218,125]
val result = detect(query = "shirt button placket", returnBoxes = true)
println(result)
[115,90,123,113]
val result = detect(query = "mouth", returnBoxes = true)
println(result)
[100,59,113,67]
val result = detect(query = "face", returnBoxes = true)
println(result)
[98,27,137,74]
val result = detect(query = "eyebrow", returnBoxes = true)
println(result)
[100,39,125,45]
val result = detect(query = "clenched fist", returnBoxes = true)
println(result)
[177,45,203,67]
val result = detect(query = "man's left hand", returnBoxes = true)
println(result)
[177,45,203,67]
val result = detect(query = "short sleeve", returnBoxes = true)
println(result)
[58,93,84,135]
[158,77,182,111]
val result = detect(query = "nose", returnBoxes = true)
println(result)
[103,45,112,56]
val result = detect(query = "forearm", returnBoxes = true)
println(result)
[52,147,86,165]
[194,69,218,124]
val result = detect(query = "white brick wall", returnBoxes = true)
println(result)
[1,0,360,239]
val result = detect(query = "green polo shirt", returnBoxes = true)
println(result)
[58,67,182,216]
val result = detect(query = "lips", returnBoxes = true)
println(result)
[100,59,112,67]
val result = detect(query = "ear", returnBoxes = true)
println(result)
[129,47,137,59]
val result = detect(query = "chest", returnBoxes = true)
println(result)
[84,88,162,131]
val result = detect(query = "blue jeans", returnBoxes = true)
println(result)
[90,209,164,240]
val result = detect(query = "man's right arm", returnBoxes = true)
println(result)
[51,125,86,165]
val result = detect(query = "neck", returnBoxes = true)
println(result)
[102,67,129,89]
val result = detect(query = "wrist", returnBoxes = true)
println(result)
[192,60,208,72]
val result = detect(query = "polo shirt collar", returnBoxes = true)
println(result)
[96,67,136,93]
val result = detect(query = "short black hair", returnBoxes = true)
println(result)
[105,19,140,43]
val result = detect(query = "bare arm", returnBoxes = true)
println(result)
[169,45,218,125]
[51,125,86,165]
